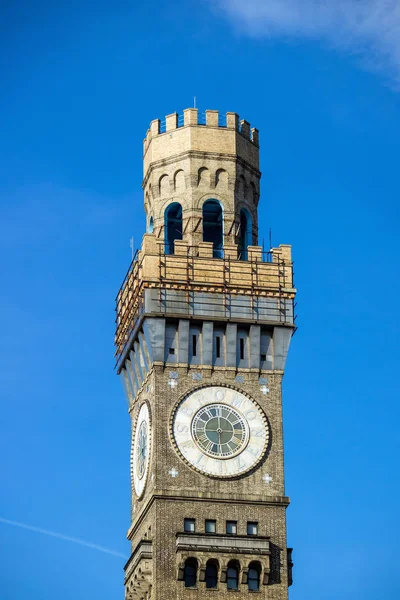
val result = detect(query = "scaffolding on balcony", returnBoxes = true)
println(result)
[114,244,295,369]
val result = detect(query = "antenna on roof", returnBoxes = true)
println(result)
[130,237,135,260]
[194,96,196,108]
[269,228,272,250]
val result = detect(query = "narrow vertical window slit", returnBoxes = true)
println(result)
[192,335,197,357]
[216,336,221,358]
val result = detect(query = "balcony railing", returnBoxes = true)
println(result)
[115,244,294,368]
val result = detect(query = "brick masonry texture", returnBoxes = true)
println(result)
[126,366,290,599]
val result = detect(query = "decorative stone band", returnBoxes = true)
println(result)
[176,533,270,555]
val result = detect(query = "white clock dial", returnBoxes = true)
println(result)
[132,402,151,498]
[171,386,268,478]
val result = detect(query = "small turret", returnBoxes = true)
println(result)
[142,108,260,258]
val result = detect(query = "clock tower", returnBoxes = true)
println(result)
[115,109,296,599]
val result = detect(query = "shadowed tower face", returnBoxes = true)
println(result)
[115,109,296,600]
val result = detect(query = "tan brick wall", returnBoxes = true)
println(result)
[127,366,290,599]
[156,499,288,600]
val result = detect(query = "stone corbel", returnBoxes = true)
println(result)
[199,566,206,582]
[241,567,249,584]
[220,567,227,583]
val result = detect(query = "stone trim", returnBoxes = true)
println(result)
[176,533,270,555]
[127,494,290,541]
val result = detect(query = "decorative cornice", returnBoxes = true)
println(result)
[176,532,270,555]
[127,492,290,541]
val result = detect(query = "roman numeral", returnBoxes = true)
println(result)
[253,428,265,438]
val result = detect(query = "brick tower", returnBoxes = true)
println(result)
[115,109,296,600]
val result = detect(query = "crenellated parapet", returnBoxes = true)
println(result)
[143,109,259,157]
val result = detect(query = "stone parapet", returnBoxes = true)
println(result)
[143,108,259,178]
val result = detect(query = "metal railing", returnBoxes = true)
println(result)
[115,244,293,368]
[160,114,185,133]
[158,111,241,133]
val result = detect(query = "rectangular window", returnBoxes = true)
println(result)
[247,521,258,536]
[189,326,201,365]
[240,338,244,360]
[192,335,197,357]
[226,520,237,535]
[216,336,221,359]
[205,519,216,533]
[184,518,196,533]
[169,347,175,355]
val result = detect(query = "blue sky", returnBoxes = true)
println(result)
[1,1,400,598]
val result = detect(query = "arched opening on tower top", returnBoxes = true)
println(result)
[248,561,261,591]
[202,199,223,258]
[226,561,240,590]
[205,560,219,589]
[239,208,252,260]
[164,202,182,255]
[183,558,198,588]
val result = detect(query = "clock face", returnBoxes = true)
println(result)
[132,402,151,498]
[192,404,248,458]
[136,420,148,478]
[171,386,269,478]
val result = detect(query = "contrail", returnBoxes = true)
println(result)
[0,517,127,559]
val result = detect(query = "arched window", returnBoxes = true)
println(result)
[159,174,169,196]
[227,561,239,590]
[250,181,257,203]
[164,202,182,254]
[248,562,261,591]
[184,558,198,588]
[215,168,228,188]
[202,199,223,258]
[239,208,252,260]
[205,560,218,589]
[197,167,210,187]
[174,169,185,192]
[148,216,154,234]
[238,174,246,199]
